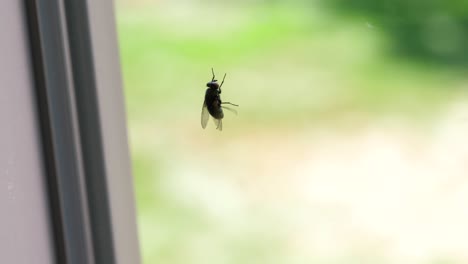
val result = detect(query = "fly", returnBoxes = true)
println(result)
[201,68,238,131]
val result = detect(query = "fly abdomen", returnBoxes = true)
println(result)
[209,108,224,119]
[207,98,224,119]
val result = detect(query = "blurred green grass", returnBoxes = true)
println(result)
[118,3,465,125]
[116,2,468,264]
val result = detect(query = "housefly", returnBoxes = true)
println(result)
[201,68,238,131]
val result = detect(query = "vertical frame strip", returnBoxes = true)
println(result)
[24,0,95,263]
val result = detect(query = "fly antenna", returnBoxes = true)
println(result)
[219,73,227,90]
[211,68,215,81]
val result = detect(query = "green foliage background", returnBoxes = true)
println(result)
[116,1,468,263]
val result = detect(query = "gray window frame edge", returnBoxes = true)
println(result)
[25,0,141,263]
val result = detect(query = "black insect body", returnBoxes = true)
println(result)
[201,68,238,131]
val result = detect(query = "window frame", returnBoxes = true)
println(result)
[25,0,140,263]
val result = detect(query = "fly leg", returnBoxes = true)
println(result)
[221,102,238,107]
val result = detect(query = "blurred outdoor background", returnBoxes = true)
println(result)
[115,0,468,263]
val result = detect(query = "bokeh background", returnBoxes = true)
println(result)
[115,0,468,263]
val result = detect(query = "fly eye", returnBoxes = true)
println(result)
[207,82,219,88]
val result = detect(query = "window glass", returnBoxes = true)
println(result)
[116,1,468,263]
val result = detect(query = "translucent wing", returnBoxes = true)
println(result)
[221,106,238,115]
[213,117,222,131]
[201,101,209,129]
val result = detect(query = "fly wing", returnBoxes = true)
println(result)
[201,101,209,129]
[221,106,237,115]
[213,117,222,131]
